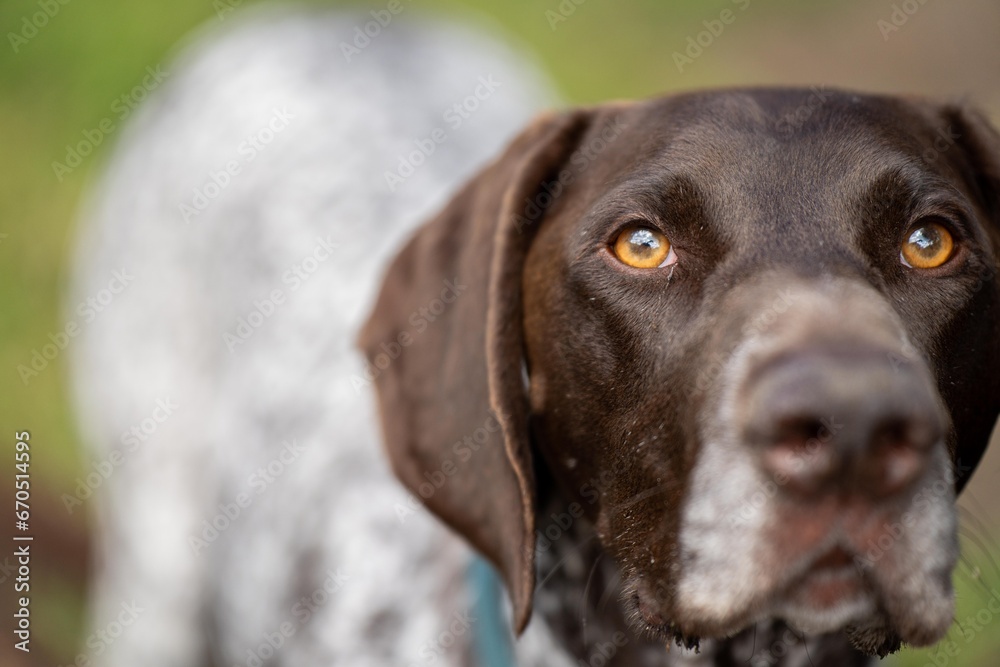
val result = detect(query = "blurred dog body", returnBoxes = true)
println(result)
[69,7,566,666]
[71,6,1000,666]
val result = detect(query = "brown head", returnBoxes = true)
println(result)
[358,88,1000,655]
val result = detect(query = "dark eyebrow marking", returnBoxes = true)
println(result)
[861,166,977,233]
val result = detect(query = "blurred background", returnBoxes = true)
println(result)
[1,0,998,665]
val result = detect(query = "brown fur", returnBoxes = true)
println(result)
[359,88,1000,660]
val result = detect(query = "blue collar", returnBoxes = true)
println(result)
[467,556,516,667]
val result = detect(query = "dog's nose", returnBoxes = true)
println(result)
[742,347,946,499]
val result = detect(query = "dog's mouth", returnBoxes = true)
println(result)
[629,533,952,656]
[790,546,862,602]
[771,546,876,634]
[631,546,872,635]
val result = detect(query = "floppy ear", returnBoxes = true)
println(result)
[937,104,1000,492]
[358,109,593,633]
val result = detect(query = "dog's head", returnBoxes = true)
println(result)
[359,88,1000,655]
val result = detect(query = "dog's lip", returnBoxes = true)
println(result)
[784,547,867,610]
[764,544,878,631]
[636,591,668,627]
[807,545,854,572]
[782,545,862,592]
[632,538,937,643]
[795,569,863,606]
[632,545,868,636]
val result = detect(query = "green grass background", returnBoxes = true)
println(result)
[1,0,999,665]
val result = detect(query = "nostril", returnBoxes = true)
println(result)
[741,345,947,499]
[870,418,924,454]
[758,416,838,495]
[866,418,933,497]
[772,416,829,451]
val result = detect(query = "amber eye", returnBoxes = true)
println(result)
[613,226,673,269]
[900,221,955,269]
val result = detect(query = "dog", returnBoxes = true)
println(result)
[71,7,1000,667]
[357,89,1000,664]
[69,8,560,667]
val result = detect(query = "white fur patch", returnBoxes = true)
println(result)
[70,8,555,666]
[676,278,958,643]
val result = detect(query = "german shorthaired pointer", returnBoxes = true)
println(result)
[71,7,1000,667]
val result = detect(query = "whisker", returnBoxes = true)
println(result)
[535,534,598,592]
[743,622,758,664]
[580,552,604,647]
[609,482,675,515]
